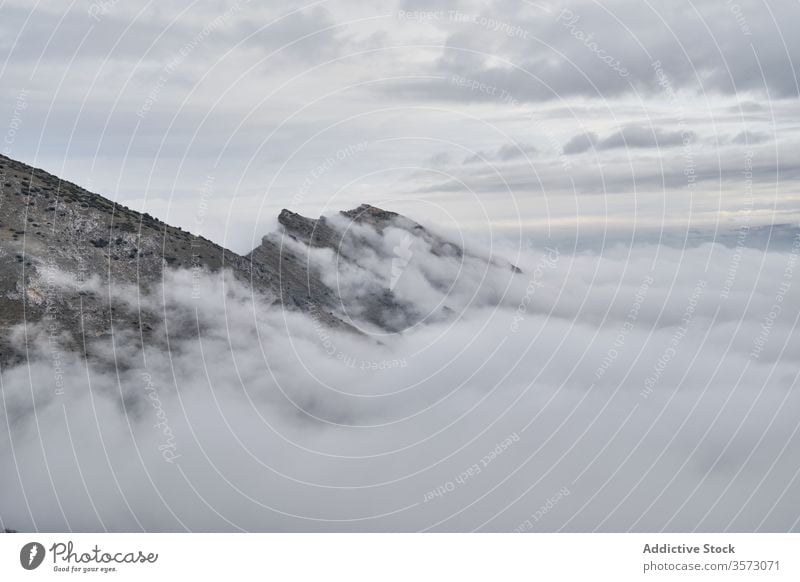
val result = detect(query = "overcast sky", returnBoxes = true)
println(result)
[1,0,799,252]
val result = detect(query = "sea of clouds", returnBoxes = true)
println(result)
[1,227,799,532]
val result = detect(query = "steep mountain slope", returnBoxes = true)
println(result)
[0,155,346,365]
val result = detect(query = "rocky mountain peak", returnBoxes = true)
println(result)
[341,203,400,225]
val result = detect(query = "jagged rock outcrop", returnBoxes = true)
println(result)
[280,203,521,272]
[249,204,522,332]
[248,208,420,332]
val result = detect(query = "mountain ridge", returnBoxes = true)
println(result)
[0,154,347,364]
[0,154,521,365]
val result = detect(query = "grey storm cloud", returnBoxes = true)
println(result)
[0,2,346,65]
[384,0,800,104]
[563,126,694,155]
[414,137,800,202]
[462,142,538,164]
[732,130,771,145]
[230,5,349,63]
[599,126,691,150]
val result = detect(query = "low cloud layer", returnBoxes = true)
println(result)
[2,229,799,532]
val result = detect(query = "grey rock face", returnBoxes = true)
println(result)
[0,154,352,364]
